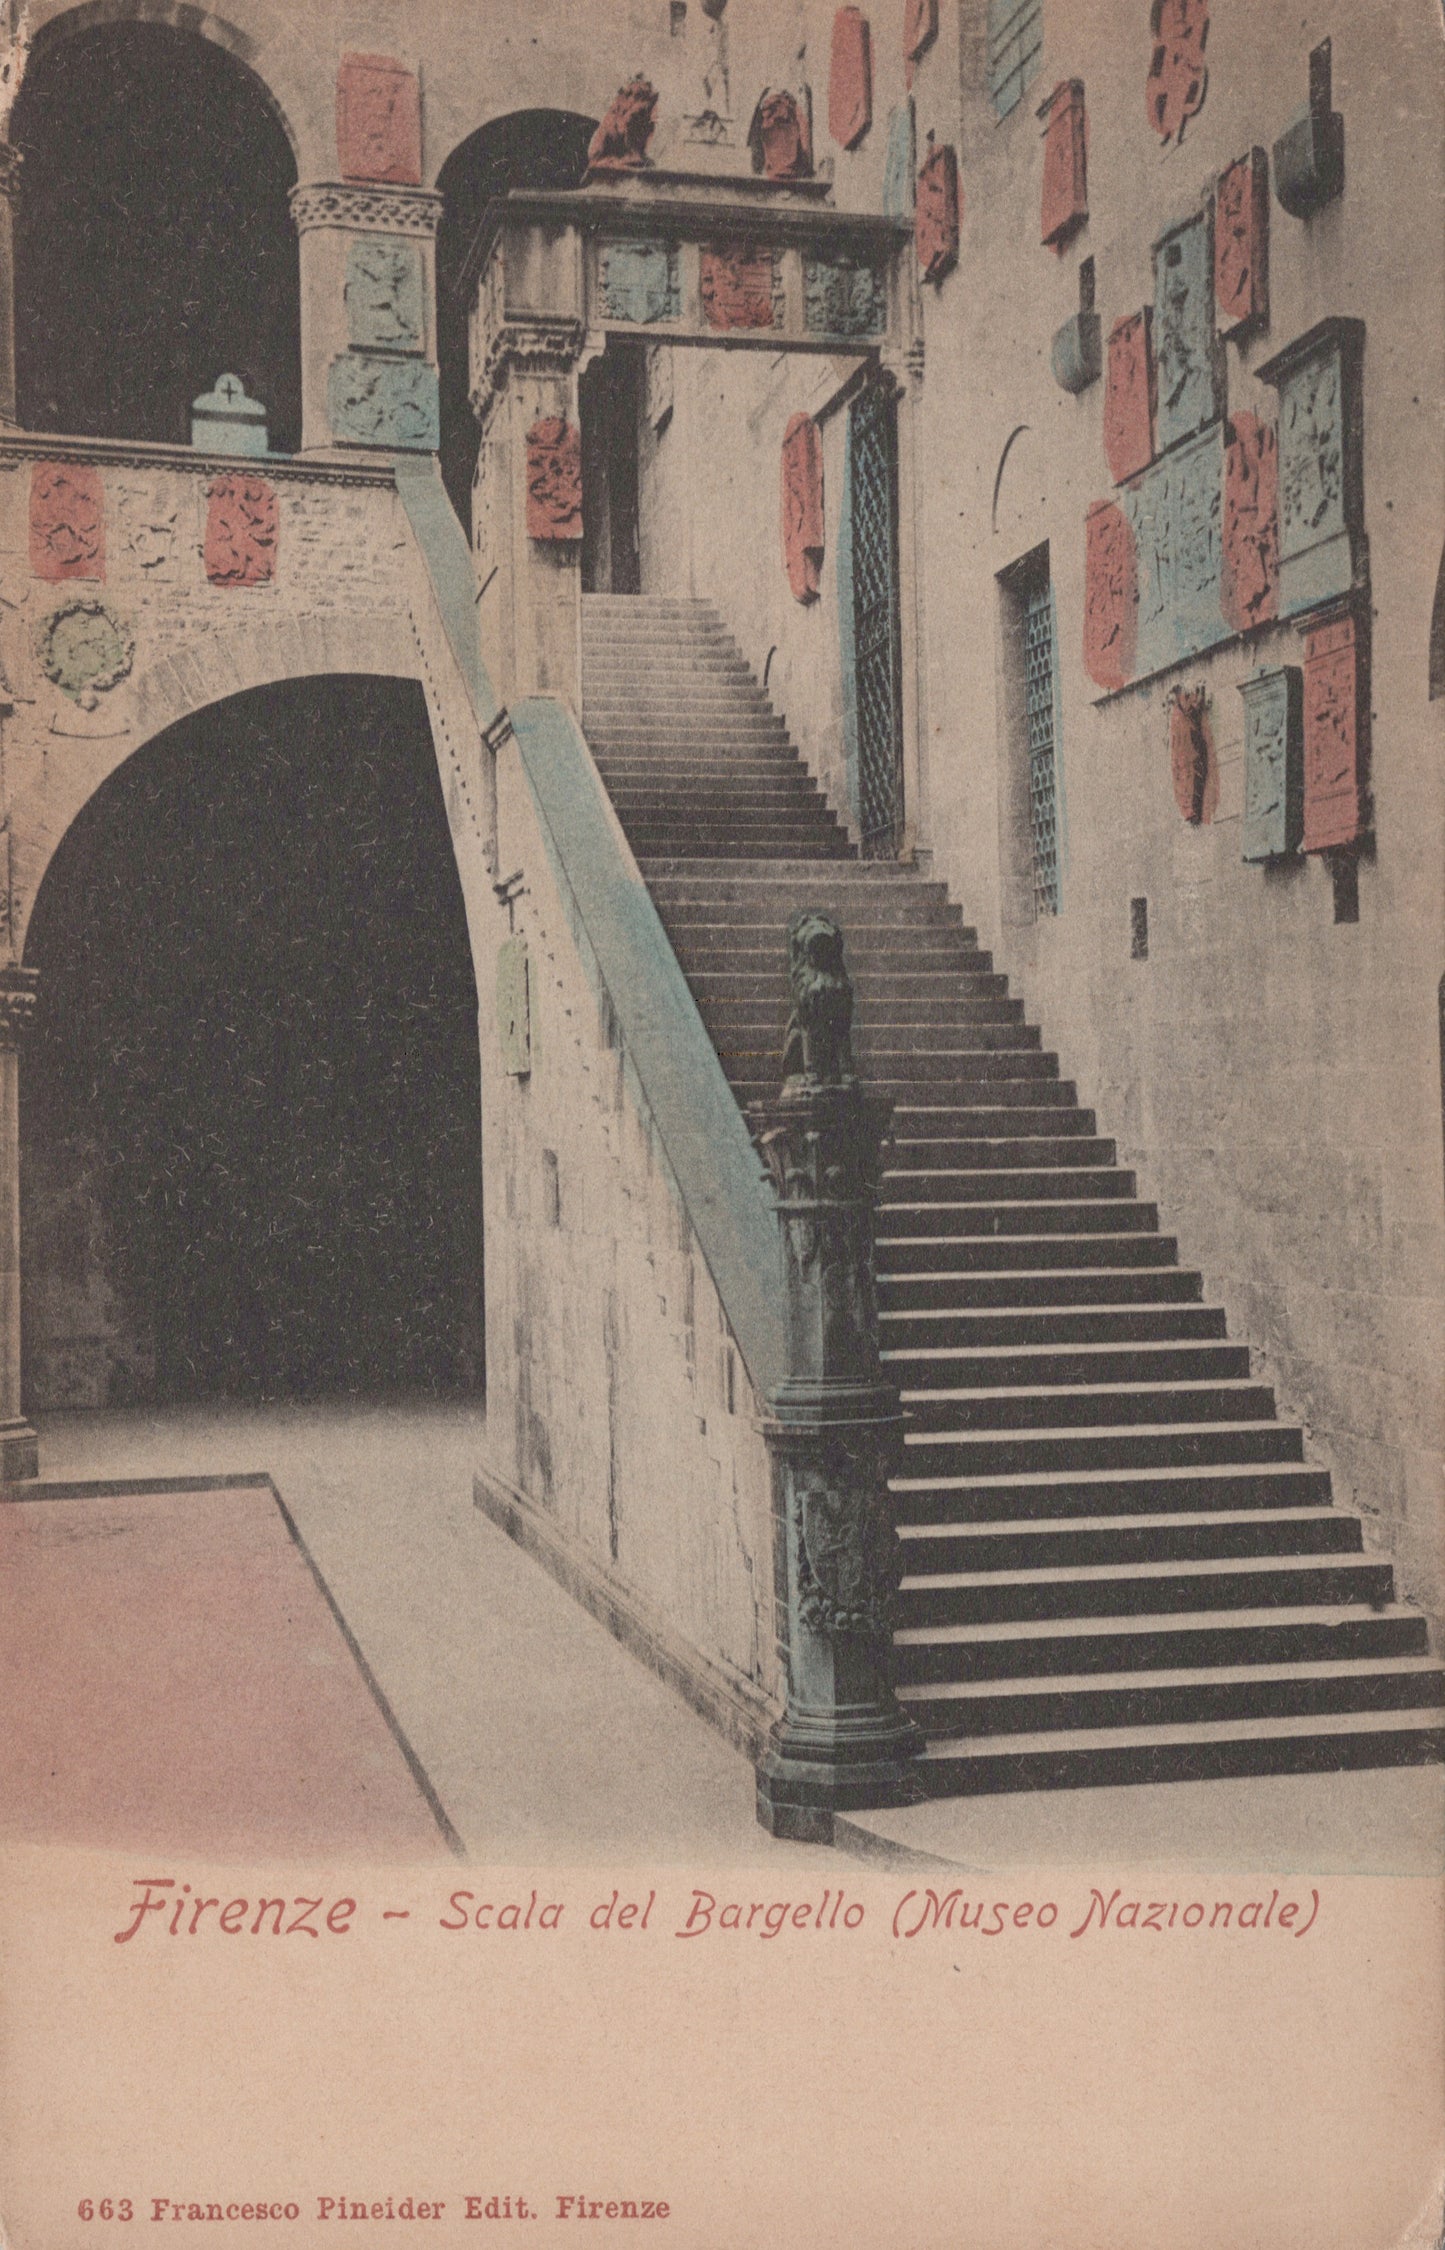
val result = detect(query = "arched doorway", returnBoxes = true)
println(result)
[435,110,595,524]
[11,19,301,449]
[21,676,483,1408]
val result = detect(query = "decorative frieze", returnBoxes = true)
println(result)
[1221,411,1279,633]
[1215,150,1269,336]
[700,241,782,331]
[35,599,133,705]
[328,353,439,450]
[30,462,104,583]
[829,8,873,150]
[1038,80,1087,250]
[1301,601,1368,851]
[204,474,278,587]
[802,255,885,338]
[598,239,680,326]
[345,236,425,351]
[1083,499,1139,693]
[1238,664,1303,862]
[289,182,442,238]
[336,54,422,188]
[1124,425,1226,680]
[588,77,659,172]
[1146,0,1209,148]
[914,140,959,283]
[524,417,583,541]
[1153,209,1221,452]
[1257,318,1366,619]
[781,413,824,603]
[1104,311,1155,484]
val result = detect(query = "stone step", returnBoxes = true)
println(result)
[888,1462,1334,1524]
[876,1232,1178,1274]
[900,1378,1276,1435]
[897,1655,1445,1738]
[910,1708,1445,1794]
[884,1134,1112,1165]
[881,1303,1225,1349]
[878,1164,1131,1200]
[892,1601,1430,1683]
[686,970,1013,1003]
[655,887,965,926]
[876,1199,1156,1240]
[898,1420,1305,1480]
[896,1506,1359,1577]
[629,837,852,861]
[668,925,988,960]
[888,1339,1250,1392]
[896,1551,1395,1630]
[888,1104,1094,1136]
[879,1266,1199,1306]
[705,1000,1028,1036]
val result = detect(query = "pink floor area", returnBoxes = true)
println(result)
[1,1479,456,1861]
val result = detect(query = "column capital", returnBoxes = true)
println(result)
[0,964,38,1048]
[288,179,442,239]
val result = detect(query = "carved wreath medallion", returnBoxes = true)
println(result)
[36,599,135,707]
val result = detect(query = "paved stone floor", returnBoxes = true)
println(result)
[32,1401,1445,1876]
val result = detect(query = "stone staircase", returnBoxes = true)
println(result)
[581,592,1445,1794]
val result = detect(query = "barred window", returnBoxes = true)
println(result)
[988,0,1043,118]
[1023,571,1062,916]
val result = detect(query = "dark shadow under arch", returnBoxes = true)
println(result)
[21,675,483,1408]
[1430,541,1445,700]
[12,17,301,448]
[435,109,595,525]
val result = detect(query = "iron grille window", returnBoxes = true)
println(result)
[988,0,1043,117]
[1023,574,1061,916]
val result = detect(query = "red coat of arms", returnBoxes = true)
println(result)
[1146,0,1209,147]
[31,462,105,582]
[204,476,279,587]
[524,418,583,541]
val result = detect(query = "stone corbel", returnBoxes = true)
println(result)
[289,180,443,239]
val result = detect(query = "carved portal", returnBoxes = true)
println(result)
[336,54,422,187]
[524,417,583,541]
[829,8,872,150]
[1167,684,1216,822]
[803,255,885,338]
[35,599,133,706]
[700,241,781,330]
[750,89,812,180]
[204,475,278,587]
[345,235,425,351]
[588,77,658,171]
[1153,211,1220,452]
[781,417,825,605]
[1039,80,1087,249]
[1104,311,1155,485]
[914,141,959,283]
[598,239,680,325]
[1146,0,1209,148]
[30,462,103,582]
[328,353,440,450]
[1215,150,1269,335]
[1084,500,1138,693]
[1221,412,1279,633]
[1239,664,1303,862]
[1302,602,1367,851]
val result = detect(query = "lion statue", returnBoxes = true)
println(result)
[781,908,855,1091]
[587,76,659,171]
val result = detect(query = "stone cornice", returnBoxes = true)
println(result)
[290,180,443,238]
[0,431,399,487]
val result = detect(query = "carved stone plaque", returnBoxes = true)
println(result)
[204,475,279,587]
[1039,80,1087,249]
[1104,311,1155,485]
[336,54,422,187]
[1238,664,1303,861]
[1153,210,1220,452]
[328,352,440,450]
[700,242,781,330]
[1146,0,1209,147]
[1215,149,1269,335]
[524,417,583,541]
[915,141,959,283]
[598,239,680,325]
[497,936,531,1076]
[803,255,885,338]
[829,8,872,150]
[36,599,134,705]
[1221,411,1279,634]
[1257,318,1366,619]
[1083,500,1139,693]
[781,413,824,603]
[1301,602,1367,851]
[30,462,104,583]
[1123,425,1226,678]
[115,484,179,577]
[345,235,425,351]
[882,100,915,220]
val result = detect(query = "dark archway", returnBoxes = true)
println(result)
[435,110,595,525]
[12,20,301,449]
[21,677,483,1408]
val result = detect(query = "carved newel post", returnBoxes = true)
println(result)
[0,963,38,1479]
[748,912,922,1840]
